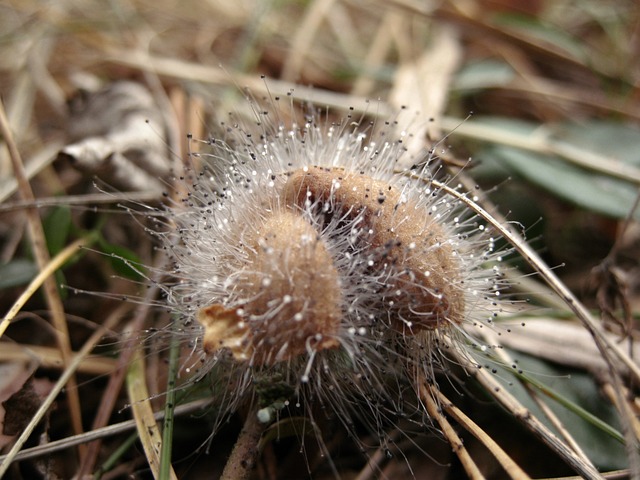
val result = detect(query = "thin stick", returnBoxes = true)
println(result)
[429,177,640,475]
[0,98,85,456]
[220,410,267,480]
[0,235,94,338]
[468,355,603,480]
[0,306,121,476]
[432,388,530,479]
[0,399,211,464]
[419,384,486,480]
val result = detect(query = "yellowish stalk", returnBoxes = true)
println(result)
[419,383,486,480]
[0,236,91,338]
[0,306,121,476]
[126,347,178,480]
[432,388,531,479]
[0,98,85,455]
[0,342,117,375]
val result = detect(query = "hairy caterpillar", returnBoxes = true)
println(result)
[141,89,516,475]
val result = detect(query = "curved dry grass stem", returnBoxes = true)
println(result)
[468,359,603,480]
[126,347,178,480]
[0,236,92,338]
[483,328,594,466]
[429,177,640,476]
[419,383,486,480]
[0,99,86,457]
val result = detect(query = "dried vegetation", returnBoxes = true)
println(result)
[0,0,639,479]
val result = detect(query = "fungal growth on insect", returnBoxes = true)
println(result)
[159,101,511,463]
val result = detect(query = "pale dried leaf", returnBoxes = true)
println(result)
[0,362,36,449]
[388,25,462,168]
[501,317,640,375]
[58,81,171,194]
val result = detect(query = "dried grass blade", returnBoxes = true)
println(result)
[469,361,603,480]
[0,340,116,375]
[0,98,85,454]
[432,172,635,474]
[126,347,178,480]
[480,328,596,464]
[438,117,640,186]
[419,383,486,480]
[0,235,94,339]
[0,399,211,465]
[429,177,640,475]
[432,388,531,479]
[0,308,121,476]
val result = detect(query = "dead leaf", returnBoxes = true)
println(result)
[0,362,36,449]
[57,81,171,194]
[2,377,41,436]
[388,25,462,169]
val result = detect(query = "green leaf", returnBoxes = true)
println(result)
[43,206,72,256]
[553,120,640,167]
[486,145,640,219]
[472,117,640,219]
[0,259,39,289]
[454,60,515,91]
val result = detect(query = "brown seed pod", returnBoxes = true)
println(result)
[197,209,342,365]
[282,166,465,331]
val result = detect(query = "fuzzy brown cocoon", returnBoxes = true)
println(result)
[283,166,464,331]
[198,210,342,365]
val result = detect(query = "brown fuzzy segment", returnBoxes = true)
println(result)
[198,210,342,365]
[282,166,465,331]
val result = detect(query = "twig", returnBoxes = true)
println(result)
[419,383,485,480]
[0,97,86,457]
[0,399,211,464]
[431,388,531,479]
[0,305,122,476]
